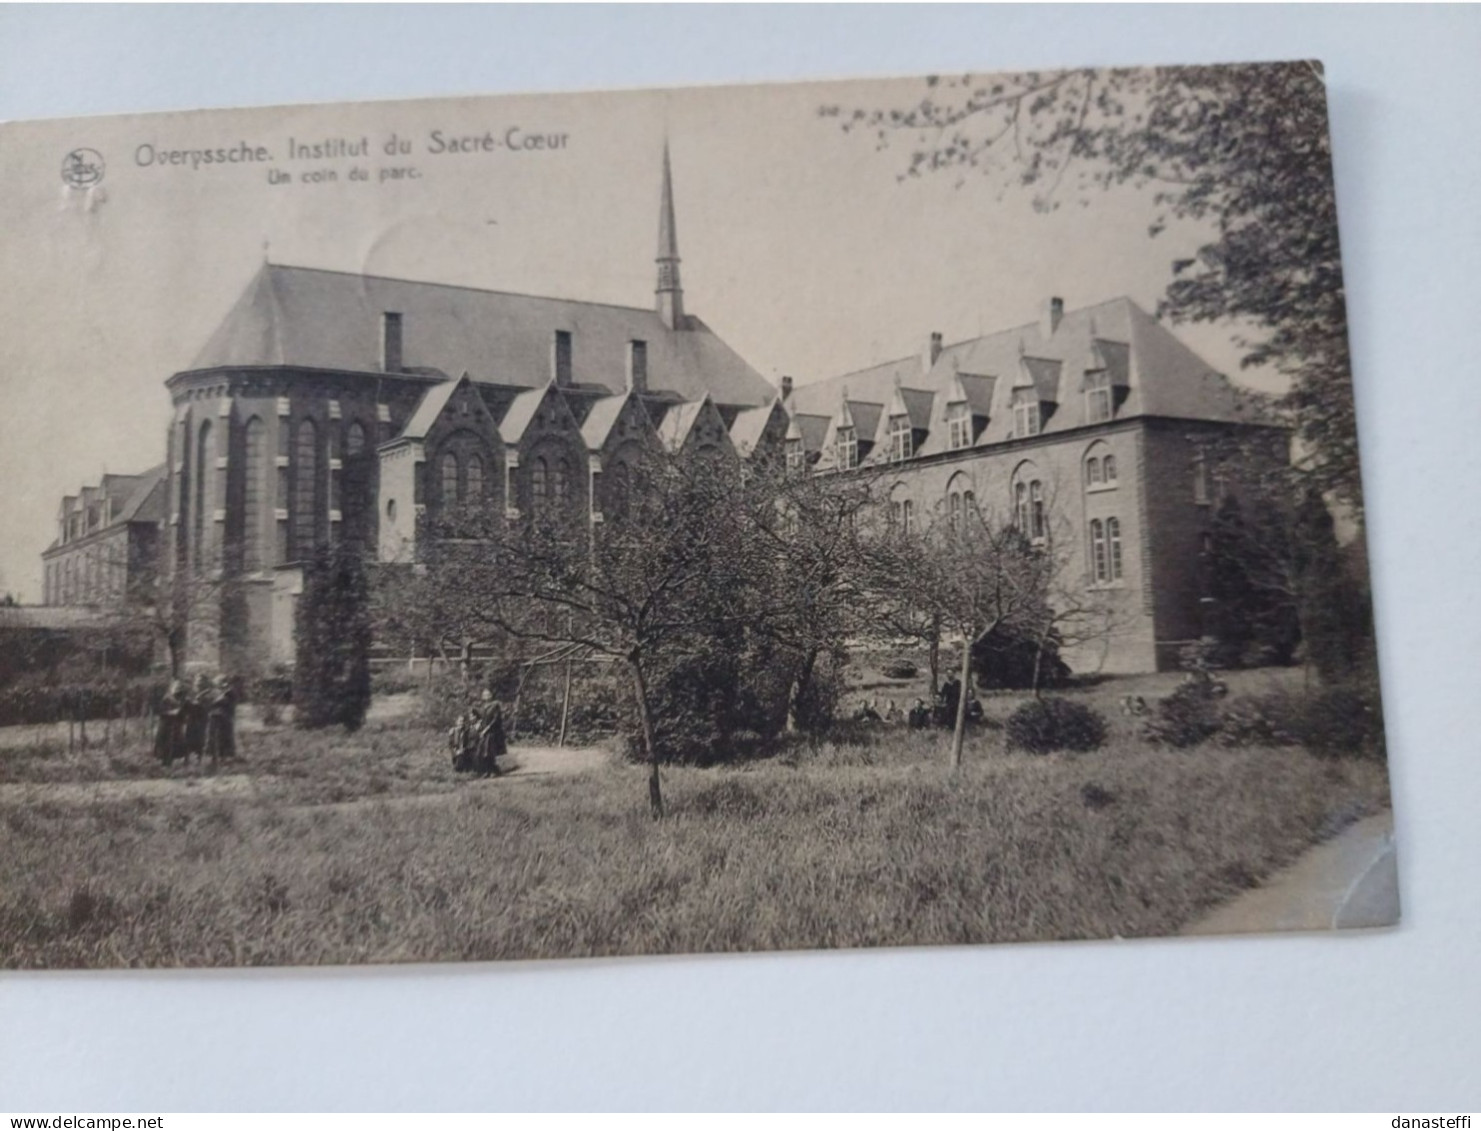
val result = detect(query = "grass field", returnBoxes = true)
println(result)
[0,669,1390,968]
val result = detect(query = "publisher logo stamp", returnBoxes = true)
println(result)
[61,148,105,188]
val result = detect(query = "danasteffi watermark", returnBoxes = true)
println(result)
[1392,1118,1474,1129]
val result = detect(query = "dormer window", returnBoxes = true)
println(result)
[786,437,806,473]
[1012,388,1041,437]
[835,426,858,470]
[888,414,912,461]
[1086,370,1113,423]
[947,401,971,450]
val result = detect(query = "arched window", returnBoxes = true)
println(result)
[1029,481,1045,540]
[1193,451,1210,504]
[963,490,975,517]
[949,491,962,532]
[346,421,366,457]
[1086,458,1102,487]
[386,498,397,524]
[902,499,914,534]
[1103,454,1117,483]
[467,454,484,501]
[607,460,631,520]
[532,456,548,508]
[554,458,570,504]
[1090,519,1108,583]
[243,417,266,571]
[193,419,213,568]
[1107,517,1123,580]
[293,418,319,558]
[1015,481,1029,532]
[440,451,459,505]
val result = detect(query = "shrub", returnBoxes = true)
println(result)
[881,660,918,680]
[1143,680,1223,748]
[1214,694,1295,748]
[1293,682,1386,760]
[1211,679,1385,760]
[1005,696,1106,754]
[973,625,1070,690]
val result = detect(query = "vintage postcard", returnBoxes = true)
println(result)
[0,64,1395,969]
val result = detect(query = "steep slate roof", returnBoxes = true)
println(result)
[44,465,166,554]
[581,391,652,451]
[191,264,774,408]
[788,297,1263,451]
[115,464,167,524]
[788,412,831,456]
[496,383,581,445]
[728,400,789,457]
[398,379,464,443]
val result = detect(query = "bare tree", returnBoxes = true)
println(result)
[413,444,771,817]
[865,497,1053,769]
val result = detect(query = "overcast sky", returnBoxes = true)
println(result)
[0,72,1290,601]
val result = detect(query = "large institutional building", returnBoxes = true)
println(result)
[43,148,1282,675]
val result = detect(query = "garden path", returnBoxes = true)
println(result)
[1184,809,1398,935]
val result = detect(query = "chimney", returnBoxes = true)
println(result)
[552,329,573,387]
[1042,297,1064,339]
[627,339,648,394]
[381,312,403,372]
[924,331,943,374]
[779,375,794,403]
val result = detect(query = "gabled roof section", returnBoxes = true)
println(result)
[656,393,731,454]
[188,263,774,408]
[790,296,1266,445]
[115,464,167,524]
[728,400,787,457]
[497,381,582,445]
[1089,339,1132,388]
[1018,356,1063,402]
[951,372,997,415]
[788,412,831,456]
[885,385,935,430]
[398,373,500,444]
[581,390,655,451]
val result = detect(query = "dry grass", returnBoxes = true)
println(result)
[0,694,1390,967]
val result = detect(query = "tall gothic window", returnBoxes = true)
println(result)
[948,491,963,532]
[1193,451,1210,505]
[467,454,484,502]
[293,418,319,559]
[440,451,459,506]
[1086,457,1103,487]
[1029,481,1045,540]
[243,417,266,571]
[554,458,571,504]
[1107,517,1124,580]
[193,419,213,569]
[532,456,548,509]
[1090,519,1108,583]
[1015,482,1030,532]
[1103,454,1117,483]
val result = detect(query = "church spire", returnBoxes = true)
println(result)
[656,140,685,330]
